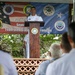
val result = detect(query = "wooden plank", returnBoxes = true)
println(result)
[0,0,73,4]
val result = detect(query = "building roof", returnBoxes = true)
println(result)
[0,0,73,4]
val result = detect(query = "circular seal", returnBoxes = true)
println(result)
[31,28,38,34]
[3,5,14,15]
[23,4,33,15]
[54,21,65,31]
[43,4,55,16]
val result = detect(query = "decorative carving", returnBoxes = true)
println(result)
[14,58,46,75]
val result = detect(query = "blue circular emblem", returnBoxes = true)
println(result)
[54,21,65,31]
[3,5,14,15]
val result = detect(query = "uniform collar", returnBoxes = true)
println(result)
[70,48,75,53]
[61,53,68,57]
[50,57,58,61]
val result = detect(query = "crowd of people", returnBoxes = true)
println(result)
[35,42,61,75]
[24,6,75,75]
[35,22,75,75]
[23,6,75,75]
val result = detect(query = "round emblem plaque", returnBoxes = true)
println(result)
[31,28,38,34]
[23,4,33,15]
[3,5,14,15]
[54,21,65,31]
[43,4,55,16]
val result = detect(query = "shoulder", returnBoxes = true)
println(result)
[38,60,51,70]
[40,60,50,66]
[0,50,10,55]
[46,52,75,75]
[47,54,70,71]
[53,54,69,66]
[0,50,12,60]
[27,15,32,20]
[37,15,43,21]
[37,15,42,18]
[27,15,32,18]
[46,57,63,75]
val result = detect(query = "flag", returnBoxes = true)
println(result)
[30,3,69,34]
[6,2,28,26]
[0,2,10,24]
[0,2,69,34]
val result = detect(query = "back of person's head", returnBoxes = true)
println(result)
[68,22,75,43]
[0,45,2,50]
[0,43,10,53]
[61,32,72,53]
[49,43,61,59]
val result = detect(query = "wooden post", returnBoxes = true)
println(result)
[25,21,44,58]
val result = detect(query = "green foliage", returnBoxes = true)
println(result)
[0,34,61,57]
[0,34,25,57]
[40,34,61,56]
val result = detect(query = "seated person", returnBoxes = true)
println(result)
[0,44,18,75]
[35,42,61,75]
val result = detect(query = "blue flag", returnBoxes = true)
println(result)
[30,3,69,34]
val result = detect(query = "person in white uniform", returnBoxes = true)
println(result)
[0,45,18,75]
[24,33,30,58]
[46,22,75,75]
[35,43,61,75]
[27,6,43,21]
[24,6,43,58]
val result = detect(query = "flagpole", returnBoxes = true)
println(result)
[73,0,75,21]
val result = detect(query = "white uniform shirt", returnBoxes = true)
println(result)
[24,34,30,58]
[35,60,50,75]
[46,48,75,75]
[0,50,18,75]
[27,14,43,21]
[35,58,57,75]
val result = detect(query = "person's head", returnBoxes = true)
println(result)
[30,7,36,15]
[0,43,10,53]
[49,43,61,59]
[0,45,2,50]
[60,32,72,53]
[67,22,75,48]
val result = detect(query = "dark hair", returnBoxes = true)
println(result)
[61,32,72,52]
[0,45,2,50]
[68,22,75,43]
[31,6,36,10]
[0,45,10,53]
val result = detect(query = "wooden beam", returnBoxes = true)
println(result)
[0,0,73,4]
